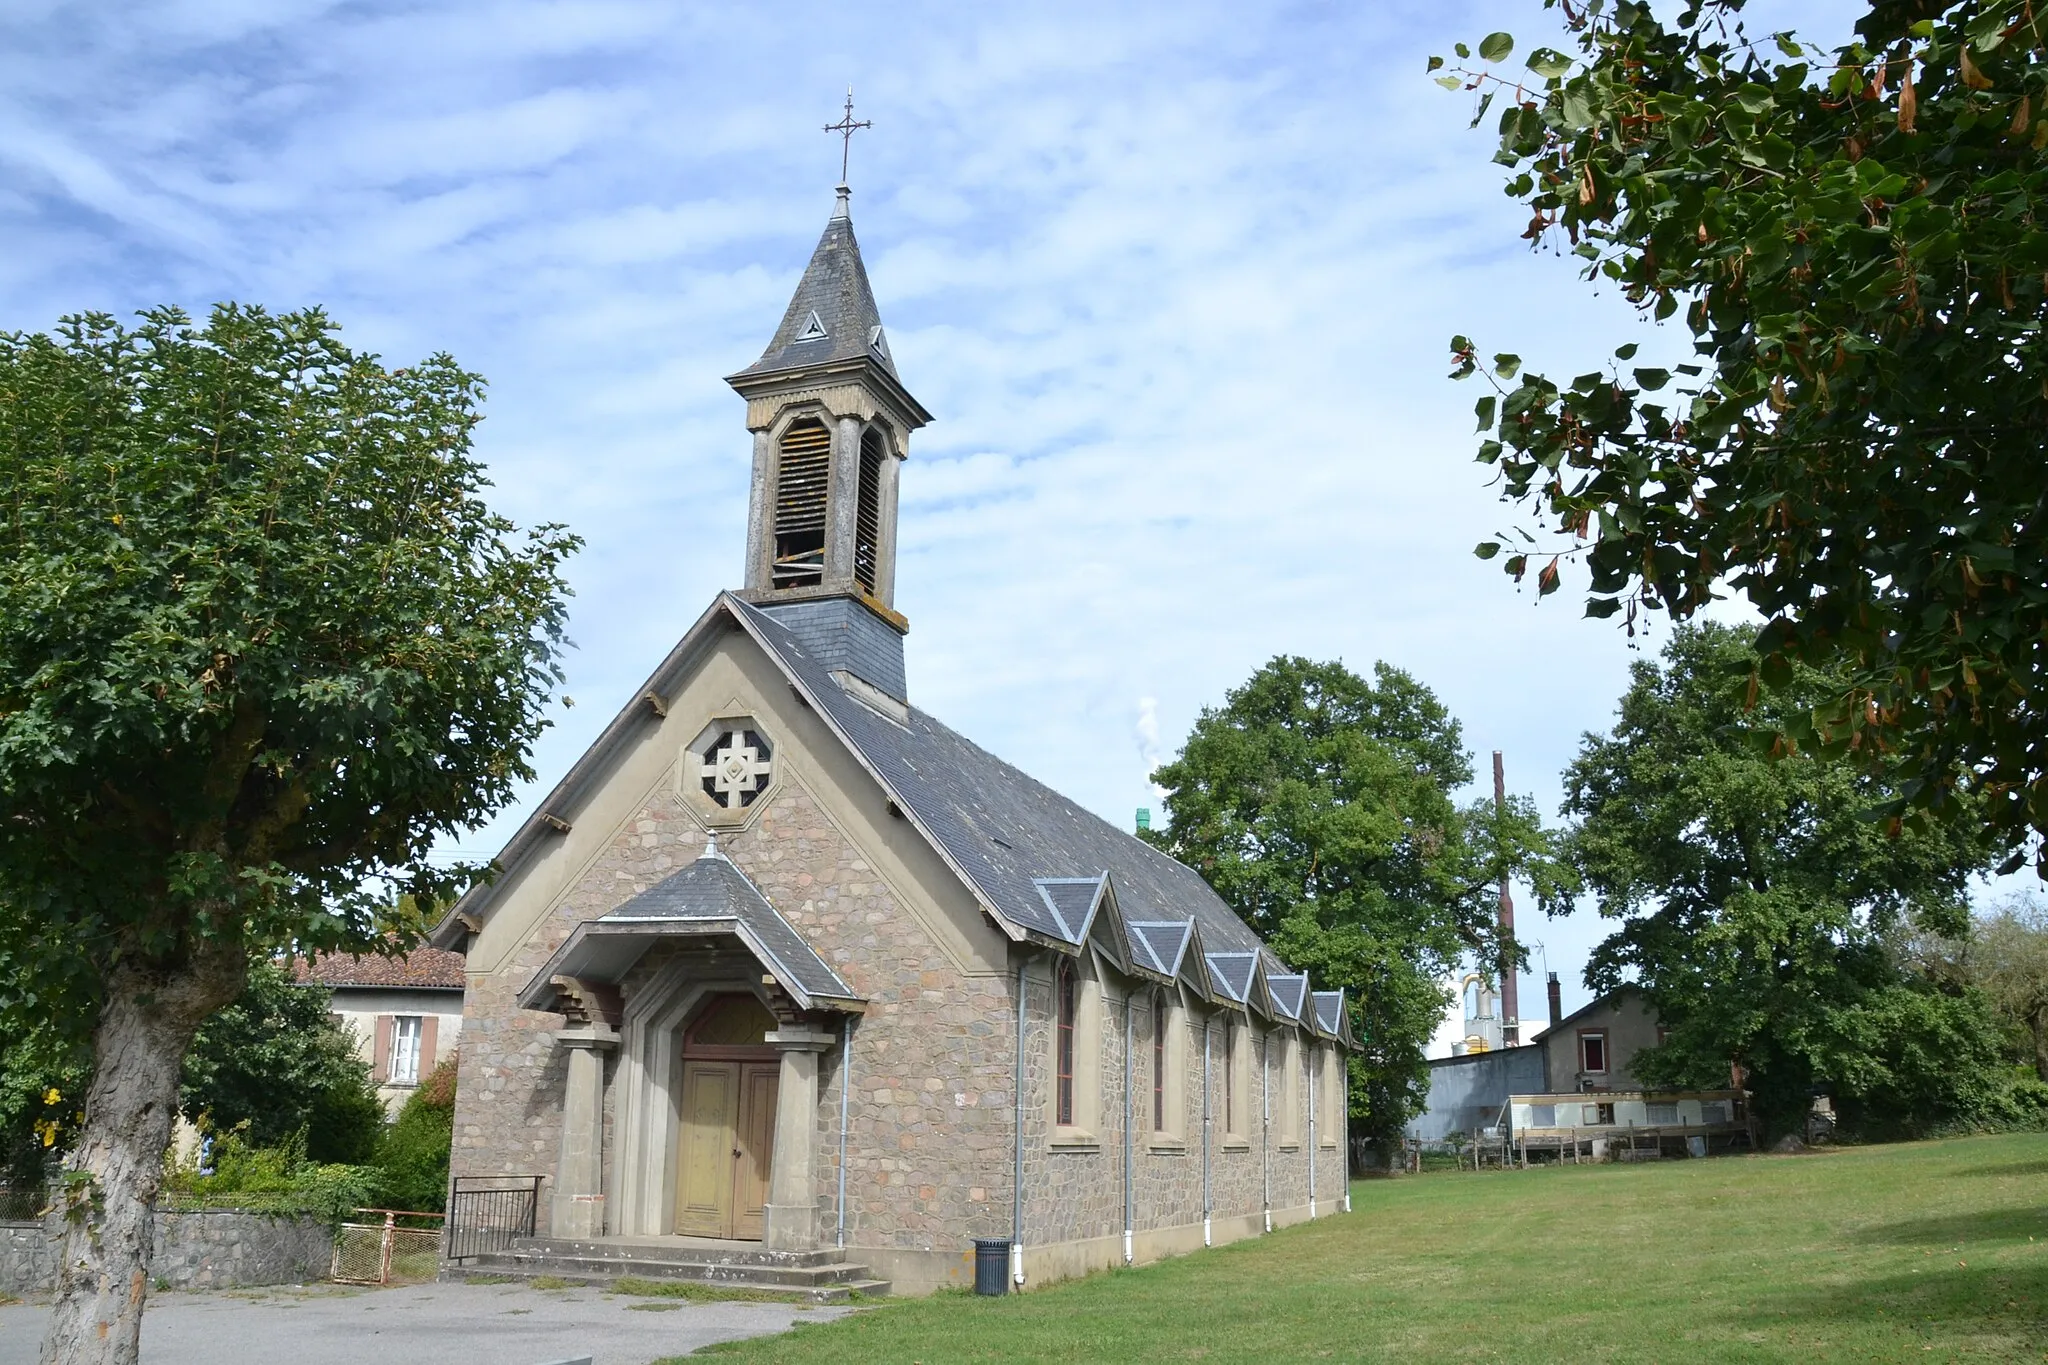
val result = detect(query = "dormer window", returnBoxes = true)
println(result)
[772,419,832,587]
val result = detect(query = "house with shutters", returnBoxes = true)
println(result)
[294,947,466,1115]
[428,180,1356,1297]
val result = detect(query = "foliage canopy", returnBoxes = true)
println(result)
[1145,656,1560,1148]
[1555,622,2015,1137]
[1438,0,2048,870]
[0,303,576,1362]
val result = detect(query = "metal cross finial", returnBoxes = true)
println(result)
[823,86,871,187]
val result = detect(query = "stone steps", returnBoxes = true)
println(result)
[456,1238,888,1303]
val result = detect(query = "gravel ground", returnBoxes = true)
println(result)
[0,1280,849,1365]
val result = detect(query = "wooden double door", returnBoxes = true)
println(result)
[675,1060,779,1240]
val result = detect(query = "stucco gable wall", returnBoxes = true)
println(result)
[1541,990,1662,1091]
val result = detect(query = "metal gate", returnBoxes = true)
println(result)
[331,1209,446,1285]
[446,1176,542,1262]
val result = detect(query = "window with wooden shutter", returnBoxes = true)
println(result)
[373,1015,394,1083]
[853,427,884,594]
[772,419,832,587]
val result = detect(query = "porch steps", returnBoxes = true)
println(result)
[456,1237,889,1303]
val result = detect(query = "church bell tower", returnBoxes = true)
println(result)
[727,181,931,705]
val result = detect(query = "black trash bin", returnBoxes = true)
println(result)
[973,1238,1011,1295]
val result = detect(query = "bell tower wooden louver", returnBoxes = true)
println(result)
[727,185,932,702]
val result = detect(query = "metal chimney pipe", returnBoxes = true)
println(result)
[1493,752,1520,1044]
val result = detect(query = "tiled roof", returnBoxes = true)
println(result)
[293,947,466,990]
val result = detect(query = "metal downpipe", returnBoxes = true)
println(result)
[1201,1018,1212,1247]
[1307,1043,1317,1219]
[836,1016,854,1250]
[1261,1030,1271,1234]
[1122,990,1134,1266]
[1012,955,1027,1287]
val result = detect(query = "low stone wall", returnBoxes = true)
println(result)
[1,1209,333,1297]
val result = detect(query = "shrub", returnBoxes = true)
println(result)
[376,1054,455,1213]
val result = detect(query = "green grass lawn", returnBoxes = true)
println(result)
[681,1131,2048,1363]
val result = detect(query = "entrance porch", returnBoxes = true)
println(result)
[514,843,863,1254]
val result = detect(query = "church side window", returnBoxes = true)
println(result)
[1055,959,1077,1128]
[1221,1017,1236,1136]
[772,418,832,587]
[1152,991,1168,1133]
[853,427,885,595]
[697,727,774,809]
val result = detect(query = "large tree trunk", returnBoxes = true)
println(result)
[40,947,246,1365]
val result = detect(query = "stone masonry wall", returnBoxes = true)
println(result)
[0,1211,331,1297]
[448,771,1018,1247]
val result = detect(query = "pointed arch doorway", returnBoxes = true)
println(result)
[674,993,781,1240]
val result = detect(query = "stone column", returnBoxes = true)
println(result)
[824,416,863,591]
[872,447,902,608]
[744,425,775,592]
[761,1026,836,1251]
[551,1025,618,1240]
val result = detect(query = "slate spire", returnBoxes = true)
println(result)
[726,187,932,707]
[730,189,901,384]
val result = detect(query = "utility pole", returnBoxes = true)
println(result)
[1494,750,1520,1046]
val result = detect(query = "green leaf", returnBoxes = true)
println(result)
[1733,84,1775,115]
[1526,48,1572,80]
[1614,343,1639,361]
[1584,597,1623,619]
[1479,31,1514,63]
[1427,55,1444,72]
[1494,354,1522,380]
[1475,394,1497,431]
[1455,41,1470,59]
[1474,541,1502,560]
[1773,34,1802,59]
[1470,89,1496,130]
[1633,368,1671,391]
[1435,75,1463,90]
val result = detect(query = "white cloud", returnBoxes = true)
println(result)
[0,0,1874,1013]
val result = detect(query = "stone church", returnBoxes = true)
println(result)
[432,183,1355,1295]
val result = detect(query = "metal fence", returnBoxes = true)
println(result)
[331,1209,446,1285]
[0,1184,46,1221]
[445,1176,542,1262]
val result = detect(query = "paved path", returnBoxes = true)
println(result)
[0,1281,848,1365]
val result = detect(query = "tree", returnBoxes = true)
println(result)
[1556,622,2006,1137]
[0,305,576,1365]
[1934,898,2048,1080]
[181,959,385,1164]
[1144,657,1561,1150]
[1436,1,2048,870]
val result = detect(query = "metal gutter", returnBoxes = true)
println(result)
[1123,988,1134,1265]
[1201,1017,1212,1247]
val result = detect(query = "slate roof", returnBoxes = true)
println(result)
[1312,990,1347,1039]
[1033,877,1107,941]
[294,947,466,990]
[602,846,855,1004]
[732,598,1280,973]
[1127,921,1195,977]
[1205,952,1258,1006]
[1267,973,1309,1023]
[729,198,899,383]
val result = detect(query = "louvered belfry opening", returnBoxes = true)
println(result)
[853,426,885,596]
[772,418,832,587]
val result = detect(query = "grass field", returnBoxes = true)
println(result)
[679,1131,2048,1363]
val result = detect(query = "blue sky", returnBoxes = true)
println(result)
[4,0,1905,1020]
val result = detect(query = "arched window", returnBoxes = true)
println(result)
[853,427,886,595]
[1222,1017,1237,1135]
[772,418,832,587]
[1153,990,1169,1132]
[1055,959,1077,1127]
